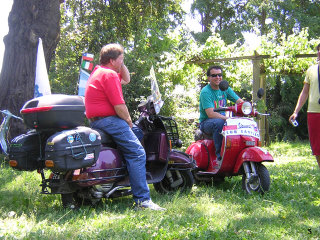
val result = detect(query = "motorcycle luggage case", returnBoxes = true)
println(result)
[45,126,101,171]
[8,131,42,171]
[20,94,85,130]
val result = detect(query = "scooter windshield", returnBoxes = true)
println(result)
[149,66,163,114]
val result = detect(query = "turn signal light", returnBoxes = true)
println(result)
[226,138,232,149]
[45,160,54,168]
[9,160,18,167]
[257,141,262,147]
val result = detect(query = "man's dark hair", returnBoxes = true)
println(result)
[207,66,222,76]
[317,43,320,52]
[100,43,124,65]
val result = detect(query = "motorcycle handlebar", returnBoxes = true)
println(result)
[257,112,270,116]
[213,107,229,112]
[134,115,144,125]
[159,116,173,120]
[0,110,23,120]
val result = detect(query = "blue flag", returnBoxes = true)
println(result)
[78,69,90,96]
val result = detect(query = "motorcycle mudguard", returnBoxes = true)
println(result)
[169,149,196,170]
[233,147,274,174]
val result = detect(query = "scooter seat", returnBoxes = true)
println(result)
[92,128,116,146]
[194,129,213,141]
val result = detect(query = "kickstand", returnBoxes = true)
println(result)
[39,169,49,194]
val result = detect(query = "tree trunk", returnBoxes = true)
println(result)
[0,0,62,138]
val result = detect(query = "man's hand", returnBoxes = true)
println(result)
[114,104,133,128]
[120,64,130,85]
[205,108,229,120]
[289,112,298,122]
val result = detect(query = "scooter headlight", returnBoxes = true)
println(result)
[241,102,252,115]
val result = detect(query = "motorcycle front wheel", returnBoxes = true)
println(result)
[242,163,270,194]
[153,169,194,194]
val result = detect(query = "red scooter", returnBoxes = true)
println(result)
[186,81,274,194]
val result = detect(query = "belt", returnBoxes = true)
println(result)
[89,116,106,122]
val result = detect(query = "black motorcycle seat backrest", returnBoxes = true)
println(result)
[92,128,115,145]
[194,129,213,141]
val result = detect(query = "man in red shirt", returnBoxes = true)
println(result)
[85,43,165,210]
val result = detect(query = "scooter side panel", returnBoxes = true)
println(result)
[219,135,243,173]
[74,146,127,187]
[186,140,215,170]
[233,147,274,174]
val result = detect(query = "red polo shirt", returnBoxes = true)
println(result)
[85,65,125,119]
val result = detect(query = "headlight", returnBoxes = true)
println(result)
[241,102,252,115]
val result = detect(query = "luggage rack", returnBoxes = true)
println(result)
[159,116,180,146]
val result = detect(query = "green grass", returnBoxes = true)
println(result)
[0,141,319,239]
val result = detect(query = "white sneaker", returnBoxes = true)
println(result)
[136,199,166,211]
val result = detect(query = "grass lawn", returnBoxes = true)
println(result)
[0,141,319,239]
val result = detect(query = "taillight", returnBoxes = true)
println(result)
[20,106,53,114]
[257,141,262,147]
[226,138,232,149]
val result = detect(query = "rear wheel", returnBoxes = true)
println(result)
[242,163,270,194]
[154,169,194,194]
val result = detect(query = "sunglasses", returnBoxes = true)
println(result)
[209,73,222,77]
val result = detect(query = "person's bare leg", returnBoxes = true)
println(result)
[316,155,320,168]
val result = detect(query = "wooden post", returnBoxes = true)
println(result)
[252,51,267,145]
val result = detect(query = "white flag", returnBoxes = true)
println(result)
[34,38,51,98]
[149,66,163,113]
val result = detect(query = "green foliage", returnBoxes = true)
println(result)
[267,74,309,141]
[1,142,320,239]
[49,0,186,114]
[49,1,319,143]
[192,0,320,44]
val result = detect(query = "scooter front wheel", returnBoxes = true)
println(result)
[153,169,194,194]
[242,163,270,194]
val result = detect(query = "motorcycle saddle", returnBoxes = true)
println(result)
[194,129,213,141]
[92,128,115,146]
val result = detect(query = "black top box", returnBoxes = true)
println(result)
[20,94,85,130]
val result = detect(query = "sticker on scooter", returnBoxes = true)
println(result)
[89,133,96,142]
[75,134,81,142]
[222,127,260,138]
[222,118,260,138]
[84,153,94,160]
[67,135,74,143]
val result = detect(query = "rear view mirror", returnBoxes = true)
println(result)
[257,88,264,98]
[219,80,229,91]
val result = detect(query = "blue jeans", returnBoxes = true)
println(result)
[91,116,150,203]
[200,118,225,160]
